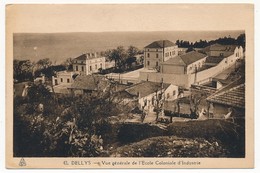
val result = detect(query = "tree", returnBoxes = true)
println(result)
[13,59,34,81]
[170,99,180,123]
[14,80,131,157]
[62,57,73,71]
[126,46,139,69]
[36,58,52,70]
[186,47,195,53]
[236,34,245,49]
[127,46,139,58]
[105,46,128,70]
[175,40,180,46]
[27,83,52,104]
[125,57,136,69]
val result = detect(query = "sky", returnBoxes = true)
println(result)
[6,4,253,33]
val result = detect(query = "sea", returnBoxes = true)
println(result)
[13,30,244,64]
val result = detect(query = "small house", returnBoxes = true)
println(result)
[68,75,110,95]
[206,79,245,119]
[122,81,179,112]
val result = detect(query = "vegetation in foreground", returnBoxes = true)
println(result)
[14,83,245,157]
[111,136,230,157]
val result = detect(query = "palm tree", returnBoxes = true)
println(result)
[105,46,127,70]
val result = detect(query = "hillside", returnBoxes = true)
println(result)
[111,136,229,157]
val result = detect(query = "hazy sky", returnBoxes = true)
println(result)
[6,4,253,33]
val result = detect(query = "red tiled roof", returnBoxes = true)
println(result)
[161,56,186,66]
[205,56,225,64]
[74,52,102,61]
[181,51,207,65]
[161,51,207,66]
[203,44,237,52]
[69,75,109,91]
[125,81,170,98]
[207,83,245,109]
[145,40,176,49]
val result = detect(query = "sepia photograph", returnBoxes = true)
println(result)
[5,3,254,168]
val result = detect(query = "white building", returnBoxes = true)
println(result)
[52,71,75,86]
[72,52,106,75]
[124,81,179,112]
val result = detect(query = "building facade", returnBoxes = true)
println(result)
[144,40,178,71]
[160,51,208,75]
[123,81,179,112]
[52,71,75,86]
[72,52,106,75]
[206,81,245,119]
[201,44,244,58]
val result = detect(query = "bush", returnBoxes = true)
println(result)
[167,119,245,157]
[117,123,167,144]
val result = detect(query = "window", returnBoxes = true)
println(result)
[156,61,159,66]
[147,61,150,66]
[61,78,63,83]
[90,66,92,71]
[156,49,158,52]
[170,52,171,56]
[67,79,70,83]
[81,66,84,71]
[173,90,176,96]
[147,53,150,58]
[100,63,102,68]
[76,66,78,71]
[167,93,170,99]
[156,53,159,58]
[95,64,97,70]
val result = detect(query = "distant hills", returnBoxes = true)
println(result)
[13,30,244,63]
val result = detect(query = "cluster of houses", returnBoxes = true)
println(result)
[17,38,245,122]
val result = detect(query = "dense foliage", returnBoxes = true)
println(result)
[13,83,130,157]
[105,45,142,71]
[13,58,67,82]
[175,33,245,49]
